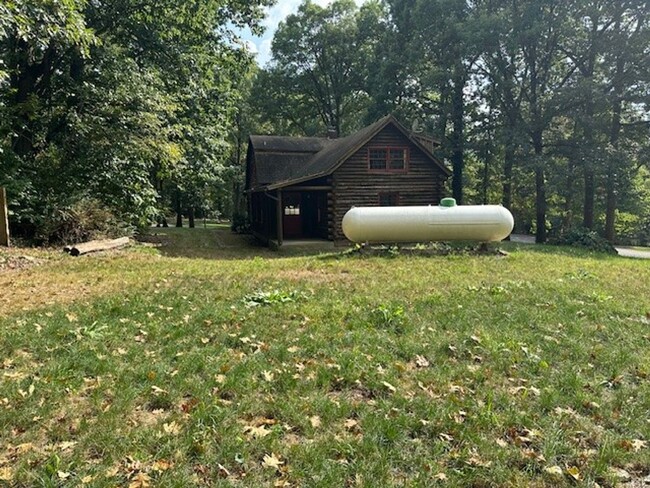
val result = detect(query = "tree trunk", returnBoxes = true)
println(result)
[0,188,10,247]
[563,156,575,233]
[533,135,546,243]
[188,207,195,228]
[481,138,491,205]
[502,143,514,210]
[175,190,183,227]
[581,39,597,230]
[535,167,547,243]
[605,174,616,242]
[605,25,625,243]
[583,168,595,229]
[450,67,465,204]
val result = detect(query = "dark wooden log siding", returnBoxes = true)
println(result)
[332,126,446,241]
[250,191,279,244]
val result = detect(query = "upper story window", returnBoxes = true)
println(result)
[368,147,409,173]
[379,192,400,206]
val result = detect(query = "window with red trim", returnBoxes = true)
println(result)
[379,192,400,206]
[367,147,408,172]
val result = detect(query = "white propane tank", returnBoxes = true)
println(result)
[342,198,514,243]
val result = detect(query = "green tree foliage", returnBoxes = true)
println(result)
[254,0,383,137]
[0,0,271,240]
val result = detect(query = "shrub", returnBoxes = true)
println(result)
[37,198,133,245]
[370,304,405,332]
[231,212,250,234]
[615,211,650,246]
[552,227,617,254]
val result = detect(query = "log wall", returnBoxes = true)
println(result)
[331,126,448,242]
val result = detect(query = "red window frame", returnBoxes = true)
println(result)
[378,192,400,206]
[367,146,409,173]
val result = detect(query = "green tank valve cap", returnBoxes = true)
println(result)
[440,197,457,207]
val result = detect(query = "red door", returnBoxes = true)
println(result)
[283,192,302,238]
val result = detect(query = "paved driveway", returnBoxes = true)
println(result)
[510,234,650,259]
[615,246,650,259]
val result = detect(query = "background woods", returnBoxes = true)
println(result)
[1,0,649,244]
[253,0,650,244]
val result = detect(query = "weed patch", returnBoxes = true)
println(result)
[243,289,308,308]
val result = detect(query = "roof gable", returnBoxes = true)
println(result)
[247,115,450,191]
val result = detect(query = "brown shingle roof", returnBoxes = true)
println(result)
[247,115,450,191]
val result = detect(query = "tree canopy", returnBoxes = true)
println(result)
[253,0,650,244]
[2,0,649,245]
[0,0,271,240]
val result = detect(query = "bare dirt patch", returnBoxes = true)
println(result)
[0,253,44,272]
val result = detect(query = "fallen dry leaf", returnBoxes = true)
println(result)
[608,467,632,483]
[309,415,321,428]
[162,421,181,435]
[415,355,430,368]
[245,424,271,439]
[55,441,77,451]
[152,460,172,472]
[544,465,563,477]
[128,472,152,488]
[262,370,275,382]
[57,471,71,480]
[0,467,13,481]
[216,463,231,478]
[438,433,454,442]
[631,439,647,451]
[382,381,397,393]
[262,452,284,470]
[150,385,167,395]
[565,466,581,481]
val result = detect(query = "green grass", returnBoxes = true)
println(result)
[1,228,649,487]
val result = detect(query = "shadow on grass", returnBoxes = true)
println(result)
[138,227,345,261]
[138,227,627,263]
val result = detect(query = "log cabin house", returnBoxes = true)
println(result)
[245,115,451,246]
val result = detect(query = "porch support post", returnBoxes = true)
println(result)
[277,189,283,246]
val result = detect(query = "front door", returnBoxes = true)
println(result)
[283,192,302,238]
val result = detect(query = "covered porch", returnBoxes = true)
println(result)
[249,182,331,247]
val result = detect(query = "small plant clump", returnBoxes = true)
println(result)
[370,304,406,332]
[243,289,307,308]
[553,227,617,254]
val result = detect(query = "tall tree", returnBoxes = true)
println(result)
[0,0,271,238]
[260,0,381,136]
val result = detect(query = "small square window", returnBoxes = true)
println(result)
[368,147,408,172]
[284,205,300,216]
[379,192,399,206]
[369,149,388,170]
[389,149,406,170]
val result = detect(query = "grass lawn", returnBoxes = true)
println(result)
[1,228,649,487]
